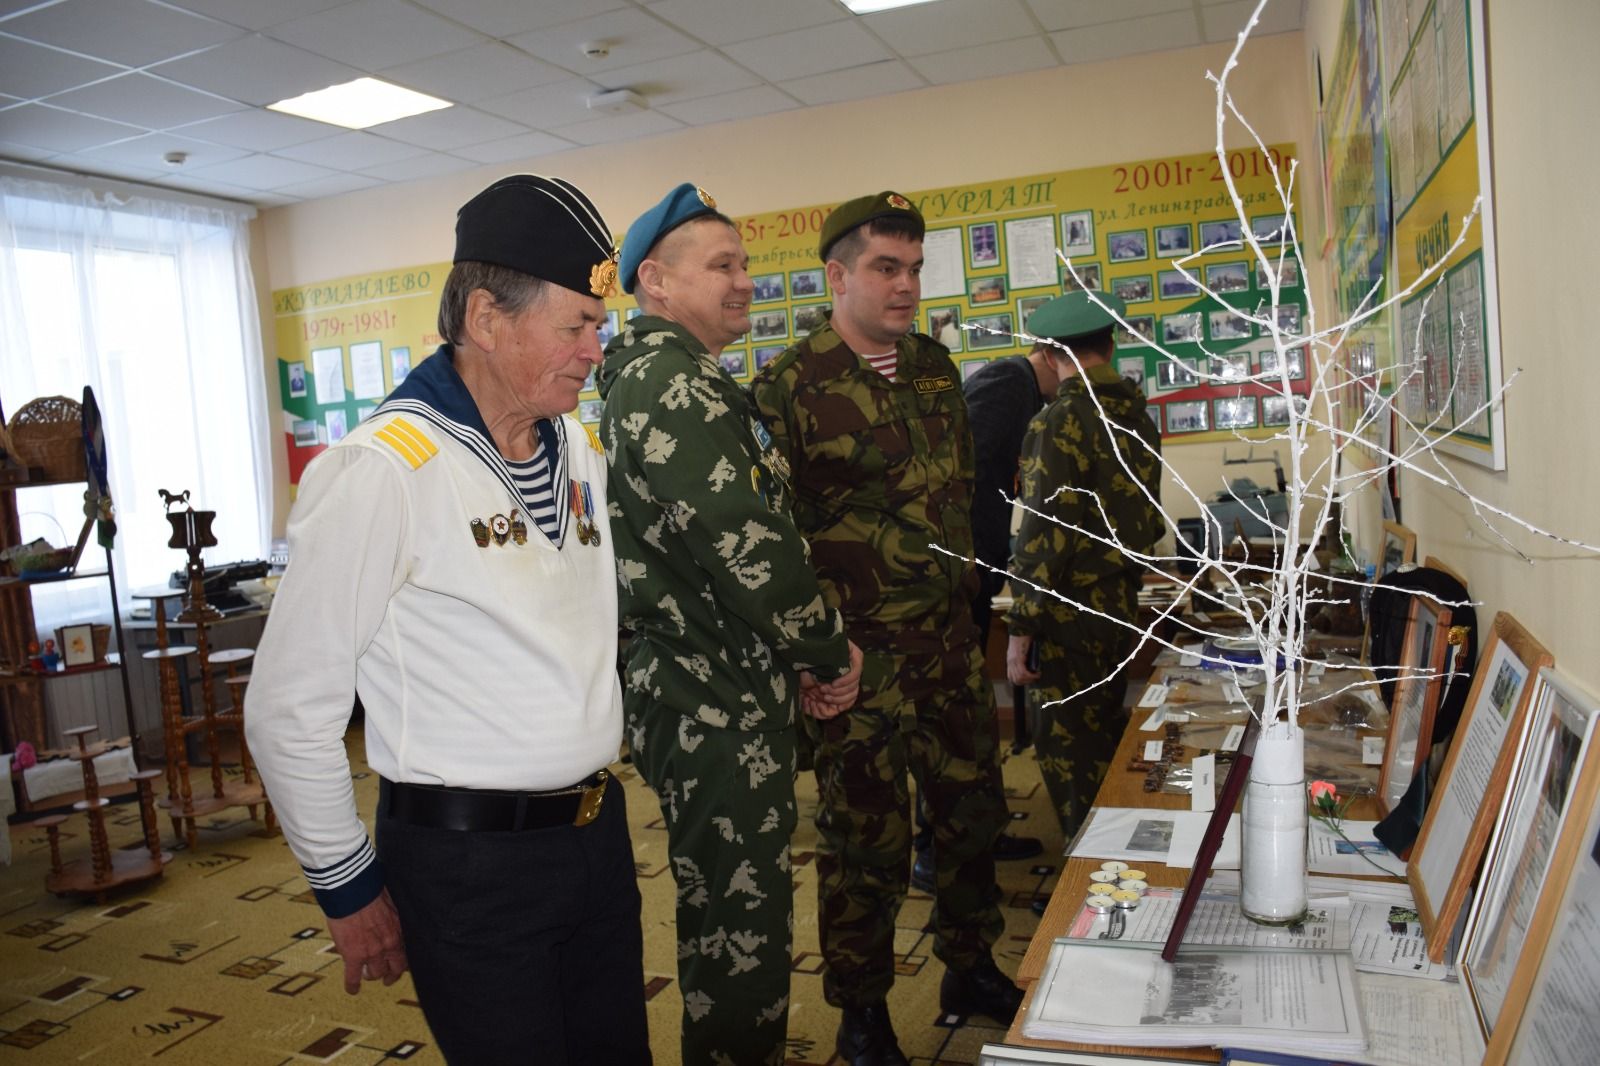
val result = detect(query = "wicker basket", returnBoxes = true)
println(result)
[8,395,85,482]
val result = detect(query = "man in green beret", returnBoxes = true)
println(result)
[1004,291,1165,863]
[750,192,1020,1065]
[599,182,863,1066]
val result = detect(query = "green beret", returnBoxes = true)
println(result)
[818,190,922,261]
[1025,289,1127,341]
[619,183,722,294]
[455,174,619,298]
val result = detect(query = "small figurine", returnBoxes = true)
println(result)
[26,639,44,673]
[39,638,61,672]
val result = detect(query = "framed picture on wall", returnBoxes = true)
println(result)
[1158,269,1200,299]
[578,399,603,424]
[1213,395,1258,430]
[1107,229,1149,263]
[1200,218,1244,250]
[1276,303,1304,336]
[1258,345,1307,380]
[597,309,620,349]
[793,302,831,338]
[750,308,788,341]
[1161,311,1203,346]
[718,349,749,379]
[1146,404,1162,432]
[967,221,1000,268]
[753,345,786,372]
[1207,261,1251,293]
[1154,223,1192,257]
[292,419,319,448]
[968,275,1008,306]
[790,268,825,298]
[1016,294,1050,331]
[286,361,307,399]
[1257,256,1302,289]
[1261,394,1308,427]
[390,346,411,386]
[325,409,348,444]
[1252,213,1289,243]
[1060,210,1094,256]
[1111,274,1153,304]
[927,305,962,352]
[1061,261,1102,292]
[967,313,1015,350]
[1116,315,1154,347]
[1116,356,1147,391]
[751,273,785,303]
[960,357,989,382]
[1155,355,1198,391]
[1165,399,1209,434]
[1209,308,1254,342]
[1209,351,1252,382]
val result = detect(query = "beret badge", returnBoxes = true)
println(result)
[887,193,912,209]
[696,186,717,209]
[590,253,620,298]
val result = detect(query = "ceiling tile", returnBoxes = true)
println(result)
[267,0,485,71]
[154,170,263,200]
[453,130,577,164]
[0,103,144,152]
[862,0,1037,58]
[271,170,383,199]
[547,108,682,147]
[508,8,698,74]
[41,151,167,181]
[656,85,799,126]
[163,0,349,33]
[170,107,339,151]
[0,138,58,162]
[907,35,1058,86]
[357,149,478,182]
[273,129,428,169]
[381,41,568,103]
[0,0,57,14]
[723,21,893,83]
[152,34,362,106]
[0,34,125,100]
[77,131,250,171]
[47,73,244,128]
[366,105,528,150]
[595,50,760,107]
[779,60,924,108]
[1201,0,1303,43]
[183,151,340,190]
[1050,11,1203,64]
[421,0,628,39]
[1025,0,1190,33]
[3,0,245,68]
[644,0,846,46]
[476,77,604,130]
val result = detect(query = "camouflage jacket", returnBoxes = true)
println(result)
[749,319,979,641]
[598,315,849,731]
[1005,363,1164,636]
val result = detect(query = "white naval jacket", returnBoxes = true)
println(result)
[246,346,622,918]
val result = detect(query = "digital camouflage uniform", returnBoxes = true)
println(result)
[750,318,1008,1010]
[1005,363,1163,837]
[599,315,851,1066]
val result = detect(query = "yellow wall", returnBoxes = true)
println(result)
[255,31,1321,550]
[1301,1,1600,693]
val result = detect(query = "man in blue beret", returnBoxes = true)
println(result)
[599,182,863,1065]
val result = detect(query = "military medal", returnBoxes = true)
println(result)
[470,517,490,547]
[569,479,601,547]
[509,510,527,545]
[580,480,601,546]
[490,513,511,545]
[570,481,591,545]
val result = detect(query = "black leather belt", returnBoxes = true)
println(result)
[379,771,608,832]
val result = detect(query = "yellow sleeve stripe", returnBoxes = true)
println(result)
[373,416,438,469]
[583,423,604,455]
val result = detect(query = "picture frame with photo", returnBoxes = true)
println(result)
[753,345,786,372]
[1061,261,1102,292]
[578,398,603,424]
[1206,261,1251,294]
[1256,256,1302,290]
[927,305,963,352]
[1165,399,1209,434]
[1016,294,1050,332]
[286,360,308,399]
[750,308,789,341]
[1208,308,1254,342]
[793,302,831,338]
[1212,395,1258,430]
[1155,355,1198,391]
[1116,315,1154,347]
[1116,356,1147,391]
[967,221,1000,268]
[325,408,348,444]
[1060,210,1094,256]
[789,268,824,298]
[597,309,620,349]
[1161,311,1203,346]
[1111,274,1153,304]
[1158,269,1200,299]
[1208,351,1253,383]
[1275,303,1303,335]
[1251,213,1289,244]
[1381,520,1417,575]
[718,349,750,379]
[1260,394,1308,426]
[960,357,990,382]
[1257,345,1307,381]
[967,313,1015,351]
[1107,228,1149,263]
[967,275,1008,306]
[1199,218,1244,250]
[1146,404,1162,433]
[390,347,411,387]
[751,273,785,303]
[60,623,96,667]
[1154,223,1193,257]
[292,419,319,448]
[1380,593,1454,814]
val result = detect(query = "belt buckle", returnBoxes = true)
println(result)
[573,770,607,827]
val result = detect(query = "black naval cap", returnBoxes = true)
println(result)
[817,190,923,261]
[454,174,620,298]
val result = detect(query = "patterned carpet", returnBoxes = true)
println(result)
[0,720,1060,1065]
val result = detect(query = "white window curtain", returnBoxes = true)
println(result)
[0,173,273,641]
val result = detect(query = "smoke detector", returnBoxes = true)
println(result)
[581,40,610,60]
[163,151,188,167]
[586,88,645,115]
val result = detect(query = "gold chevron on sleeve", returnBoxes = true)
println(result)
[373,416,438,469]
[583,423,604,455]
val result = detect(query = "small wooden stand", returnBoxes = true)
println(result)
[36,725,167,902]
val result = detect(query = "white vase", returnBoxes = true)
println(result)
[1240,720,1309,925]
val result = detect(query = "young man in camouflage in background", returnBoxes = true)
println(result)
[1005,290,1165,848]
[750,192,1021,1066]
[599,183,863,1066]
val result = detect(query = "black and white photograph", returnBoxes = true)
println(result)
[790,268,824,298]
[1159,269,1200,299]
[968,275,1007,306]
[751,272,785,303]
[1206,261,1251,293]
[1256,256,1302,289]
[292,418,319,448]
[750,308,789,340]
[1200,218,1244,250]
[967,220,1000,268]
[1261,393,1309,426]
[1213,395,1259,430]
[1127,818,1174,853]
[1489,659,1525,721]
[928,305,962,351]
[1257,345,1307,380]
[1166,399,1210,434]
[1209,351,1253,382]
[1154,223,1192,256]
[754,345,786,371]
[287,360,307,399]
[1111,274,1153,303]
[793,302,831,337]
[1060,210,1094,256]
[967,312,1016,350]
[1117,356,1147,390]
[1156,355,1199,390]
[1107,228,1149,263]
[1162,311,1203,346]
[578,399,603,424]
[1276,303,1303,335]
[1116,315,1155,347]
[1251,212,1289,243]
[1061,261,1102,292]
[718,349,748,378]
[597,309,620,349]
[1017,294,1051,331]
[1209,308,1254,341]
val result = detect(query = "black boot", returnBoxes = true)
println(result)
[940,956,1024,1024]
[836,1002,910,1066]
[910,848,936,893]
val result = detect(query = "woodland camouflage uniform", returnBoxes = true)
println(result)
[749,317,1007,1010]
[1005,362,1163,837]
[599,315,850,1066]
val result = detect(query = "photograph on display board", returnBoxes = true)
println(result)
[578,399,603,424]
[1061,262,1102,292]
[1117,356,1147,391]
[1209,308,1254,342]
[927,306,962,352]
[1276,304,1303,335]
[967,221,1000,268]
[391,346,411,386]
[1261,394,1309,427]
[1207,261,1251,293]
[292,419,319,448]
[1158,269,1200,299]
[357,406,376,423]
[287,361,308,399]
[1256,256,1302,289]
[1214,395,1259,430]
[1200,218,1244,250]
[582,365,597,394]
[1017,294,1050,332]
[718,349,749,379]
[750,308,788,341]
[1155,356,1198,391]
[1162,311,1203,346]
[793,302,831,338]
[1116,315,1154,347]
[1112,275,1153,303]
[1252,213,1289,243]
[1166,399,1209,434]
[1146,405,1162,432]
[1107,229,1149,263]
[754,345,786,371]
[967,313,1015,350]
[790,268,824,298]
[1209,351,1253,383]
[1060,210,1094,256]
[325,409,348,444]
[1154,223,1193,256]
[597,310,620,349]
[752,273,785,303]
[960,358,988,382]
[1258,345,1307,380]
[967,275,1008,306]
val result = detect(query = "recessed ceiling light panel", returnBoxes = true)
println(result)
[843,0,942,13]
[268,77,452,130]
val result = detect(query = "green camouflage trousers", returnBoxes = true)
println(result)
[1029,614,1135,838]
[629,700,797,1066]
[808,637,1007,1008]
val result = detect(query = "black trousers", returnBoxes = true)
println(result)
[376,776,651,1065]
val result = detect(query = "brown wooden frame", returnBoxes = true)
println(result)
[1377,592,1452,814]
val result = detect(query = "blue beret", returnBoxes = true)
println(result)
[455,175,618,297]
[619,183,722,294]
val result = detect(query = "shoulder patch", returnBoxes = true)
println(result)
[912,375,955,395]
[371,415,438,470]
[582,422,604,455]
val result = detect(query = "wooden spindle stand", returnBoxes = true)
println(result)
[35,725,166,901]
